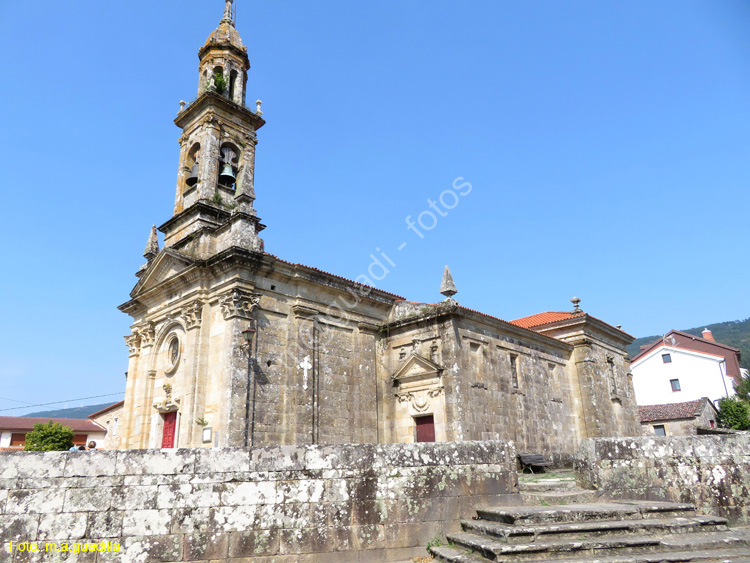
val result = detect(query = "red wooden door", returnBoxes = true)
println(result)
[162,412,177,448]
[415,415,435,443]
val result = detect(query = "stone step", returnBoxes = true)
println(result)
[461,514,729,543]
[519,480,577,493]
[546,544,750,563]
[444,530,663,561]
[520,489,596,506]
[476,501,696,525]
[432,544,750,563]
[434,527,750,562]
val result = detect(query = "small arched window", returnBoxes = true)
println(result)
[212,66,226,95]
[185,143,201,187]
[229,69,238,101]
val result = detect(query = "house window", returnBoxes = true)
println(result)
[710,420,716,428]
[9,433,26,447]
[662,353,672,363]
[670,379,681,392]
[654,425,666,436]
[510,354,519,389]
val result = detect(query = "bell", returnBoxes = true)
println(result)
[185,163,199,187]
[219,164,236,186]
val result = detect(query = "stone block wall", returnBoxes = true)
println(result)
[575,435,750,524]
[0,441,517,562]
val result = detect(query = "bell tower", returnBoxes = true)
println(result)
[162,0,266,256]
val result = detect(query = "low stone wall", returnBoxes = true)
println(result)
[575,435,750,524]
[0,441,517,562]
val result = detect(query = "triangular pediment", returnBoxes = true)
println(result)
[130,249,197,298]
[392,353,443,382]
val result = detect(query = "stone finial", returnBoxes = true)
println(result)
[440,266,457,298]
[221,0,234,25]
[255,99,263,116]
[570,297,582,313]
[143,225,159,261]
[179,100,186,112]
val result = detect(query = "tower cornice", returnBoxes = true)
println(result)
[175,91,265,131]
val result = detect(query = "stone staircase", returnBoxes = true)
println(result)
[429,500,750,562]
[429,471,750,562]
[518,469,594,506]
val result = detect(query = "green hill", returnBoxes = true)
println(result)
[627,318,750,371]
[22,402,116,419]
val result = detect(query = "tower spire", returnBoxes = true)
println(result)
[143,225,159,261]
[221,0,234,26]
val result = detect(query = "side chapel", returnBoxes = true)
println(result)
[117,2,640,459]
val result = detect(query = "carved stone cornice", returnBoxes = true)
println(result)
[292,304,318,319]
[219,288,260,320]
[357,322,379,334]
[124,334,141,357]
[133,322,156,348]
[181,300,204,330]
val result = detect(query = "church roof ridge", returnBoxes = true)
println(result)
[264,253,406,300]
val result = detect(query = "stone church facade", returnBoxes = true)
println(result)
[117,2,640,459]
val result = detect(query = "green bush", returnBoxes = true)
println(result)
[717,396,750,430]
[24,420,74,451]
[213,71,227,95]
[734,376,750,404]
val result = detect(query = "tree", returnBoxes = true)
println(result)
[24,421,74,451]
[734,376,750,404]
[717,397,750,431]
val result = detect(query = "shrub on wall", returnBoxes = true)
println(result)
[24,421,74,451]
[717,397,750,430]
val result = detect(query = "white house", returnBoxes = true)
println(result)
[631,329,741,407]
[0,417,106,451]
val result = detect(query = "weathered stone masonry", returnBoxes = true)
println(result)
[576,435,750,525]
[0,441,517,562]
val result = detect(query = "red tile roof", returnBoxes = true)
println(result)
[88,401,124,419]
[0,417,104,433]
[638,399,710,423]
[510,311,585,329]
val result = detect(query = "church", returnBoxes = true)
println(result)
[116,2,640,460]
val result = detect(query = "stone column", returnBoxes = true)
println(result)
[236,133,257,201]
[173,136,189,214]
[217,288,260,447]
[572,340,600,438]
[181,299,205,447]
[292,304,318,445]
[438,315,465,442]
[122,333,142,449]
[197,117,221,201]
[354,322,379,443]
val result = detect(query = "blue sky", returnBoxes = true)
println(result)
[1,1,749,415]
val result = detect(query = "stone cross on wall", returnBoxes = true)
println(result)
[298,356,312,391]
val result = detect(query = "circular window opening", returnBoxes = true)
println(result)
[166,335,180,374]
